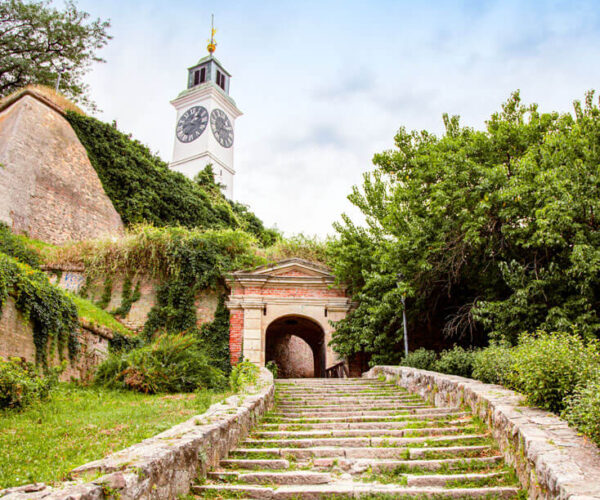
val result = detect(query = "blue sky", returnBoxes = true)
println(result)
[76,0,600,236]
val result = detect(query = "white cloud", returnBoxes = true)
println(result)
[76,0,600,236]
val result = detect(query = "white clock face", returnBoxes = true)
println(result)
[210,108,234,148]
[176,106,208,143]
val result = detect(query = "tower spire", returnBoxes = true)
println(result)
[207,14,217,55]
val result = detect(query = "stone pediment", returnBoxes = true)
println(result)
[227,258,341,291]
[233,258,333,279]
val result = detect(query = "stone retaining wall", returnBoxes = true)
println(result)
[45,267,221,332]
[0,298,111,381]
[364,366,600,500]
[0,368,274,500]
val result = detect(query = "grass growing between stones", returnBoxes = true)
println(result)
[0,384,227,489]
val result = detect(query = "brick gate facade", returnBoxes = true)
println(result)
[226,259,353,371]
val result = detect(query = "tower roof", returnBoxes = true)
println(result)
[189,55,232,77]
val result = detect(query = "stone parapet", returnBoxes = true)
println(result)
[0,368,274,500]
[364,365,600,499]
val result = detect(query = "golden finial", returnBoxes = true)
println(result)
[207,14,217,54]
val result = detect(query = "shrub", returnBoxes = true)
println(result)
[507,331,600,413]
[94,333,226,394]
[433,346,476,378]
[0,357,61,409]
[265,360,279,379]
[402,348,437,371]
[230,361,260,392]
[472,343,515,385]
[562,373,600,446]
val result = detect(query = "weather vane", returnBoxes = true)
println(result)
[207,14,217,54]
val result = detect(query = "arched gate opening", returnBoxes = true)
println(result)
[265,315,326,378]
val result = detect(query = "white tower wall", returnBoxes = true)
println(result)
[170,56,242,200]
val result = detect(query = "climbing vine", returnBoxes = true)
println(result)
[113,275,141,317]
[65,111,278,245]
[0,253,79,367]
[141,229,260,370]
[97,276,112,310]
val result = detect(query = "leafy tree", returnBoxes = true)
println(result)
[0,0,110,108]
[329,91,600,363]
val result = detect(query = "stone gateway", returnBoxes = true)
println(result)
[226,258,353,377]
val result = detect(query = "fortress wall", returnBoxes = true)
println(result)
[46,268,221,332]
[0,93,124,244]
[0,298,110,381]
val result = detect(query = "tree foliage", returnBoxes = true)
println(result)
[329,91,600,362]
[0,0,110,108]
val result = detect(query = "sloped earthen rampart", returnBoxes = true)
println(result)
[0,92,123,244]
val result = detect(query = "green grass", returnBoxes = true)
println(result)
[67,292,134,336]
[0,384,226,488]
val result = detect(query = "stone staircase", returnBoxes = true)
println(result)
[193,378,523,499]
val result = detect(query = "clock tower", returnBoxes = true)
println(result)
[170,20,242,199]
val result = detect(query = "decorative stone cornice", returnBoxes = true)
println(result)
[226,296,354,310]
[226,258,346,293]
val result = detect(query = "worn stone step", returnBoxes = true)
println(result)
[253,425,471,439]
[276,386,404,392]
[219,459,290,470]
[208,470,333,485]
[318,455,504,473]
[275,384,395,389]
[265,407,462,422]
[277,386,398,390]
[277,398,419,405]
[273,407,433,418]
[274,405,431,414]
[276,390,405,396]
[403,471,511,487]
[243,433,488,449]
[276,399,424,409]
[260,417,471,431]
[230,444,494,460]
[276,392,411,398]
[193,483,520,499]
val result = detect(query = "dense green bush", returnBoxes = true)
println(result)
[433,346,476,378]
[562,373,600,446]
[507,331,599,413]
[472,344,515,385]
[65,112,277,245]
[0,223,40,268]
[402,348,437,371]
[0,253,79,366]
[94,333,226,394]
[229,361,260,391]
[0,357,61,409]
